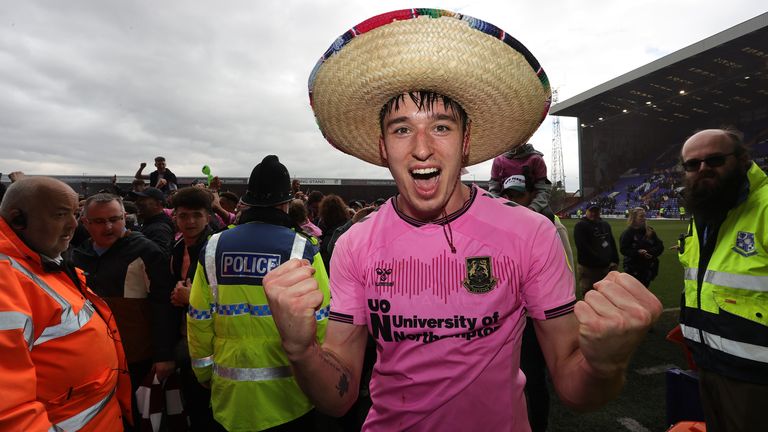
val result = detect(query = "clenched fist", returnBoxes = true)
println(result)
[171,279,191,307]
[574,271,663,377]
[263,259,325,361]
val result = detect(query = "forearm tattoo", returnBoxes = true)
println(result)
[321,350,351,398]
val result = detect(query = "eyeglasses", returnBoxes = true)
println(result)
[681,152,735,172]
[87,215,124,225]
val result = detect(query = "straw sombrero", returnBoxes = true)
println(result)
[308,8,551,167]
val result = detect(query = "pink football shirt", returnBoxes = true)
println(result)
[329,186,575,431]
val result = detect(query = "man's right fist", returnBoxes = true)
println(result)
[140,162,147,169]
[263,259,324,361]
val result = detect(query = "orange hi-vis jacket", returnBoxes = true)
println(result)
[0,218,132,431]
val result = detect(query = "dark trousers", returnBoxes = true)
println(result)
[179,363,215,431]
[176,338,215,431]
[520,317,549,432]
[124,359,153,432]
[699,368,768,432]
[625,267,653,288]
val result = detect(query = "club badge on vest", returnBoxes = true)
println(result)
[463,256,497,294]
[733,231,757,257]
[221,252,281,278]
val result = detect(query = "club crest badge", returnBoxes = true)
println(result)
[733,231,757,257]
[463,256,497,294]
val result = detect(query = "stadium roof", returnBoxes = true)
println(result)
[550,12,768,126]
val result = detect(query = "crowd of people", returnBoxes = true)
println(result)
[0,8,764,432]
[0,161,396,432]
[573,132,768,220]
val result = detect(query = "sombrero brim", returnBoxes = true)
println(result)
[309,9,551,167]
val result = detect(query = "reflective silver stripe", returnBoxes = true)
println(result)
[213,364,292,381]
[681,324,768,364]
[0,254,94,347]
[682,267,768,292]
[35,301,95,346]
[683,267,697,281]
[51,387,115,432]
[205,233,222,305]
[192,355,214,368]
[680,324,701,343]
[704,270,768,292]
[1,254,69,308]
[290,234,307,260]
[0,311,34,348]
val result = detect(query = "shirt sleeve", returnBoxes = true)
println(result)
[522,220,576,320]
[328,232,367,326]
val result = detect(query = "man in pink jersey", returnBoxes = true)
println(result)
[263,9,662,431]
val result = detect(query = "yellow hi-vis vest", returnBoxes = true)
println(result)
[678,162,768,383]
[187,222,330,431]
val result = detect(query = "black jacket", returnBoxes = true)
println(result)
[619,226,664,272]
[140,212,175,255]
[149,168,178,193]
[573,217,619,268]
[72,231,177,363]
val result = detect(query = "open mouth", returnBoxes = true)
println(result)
[410,168,441,195]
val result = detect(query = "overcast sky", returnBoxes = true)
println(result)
[1,1,766,190]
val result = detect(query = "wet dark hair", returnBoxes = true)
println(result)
[172,187,212,211]
[379,91,469,134]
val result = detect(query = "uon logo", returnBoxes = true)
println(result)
[375,268,394,286]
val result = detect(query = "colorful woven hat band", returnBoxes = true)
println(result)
[309,8,551,167]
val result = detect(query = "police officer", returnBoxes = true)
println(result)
[187,155,330,431]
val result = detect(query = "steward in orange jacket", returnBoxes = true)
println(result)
[0,177,131,431]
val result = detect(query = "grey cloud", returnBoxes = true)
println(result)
[1,0,765,190]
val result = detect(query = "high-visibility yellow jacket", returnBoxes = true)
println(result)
[0,218,132,431]
[678,162,768,383]
[187,222,330,431]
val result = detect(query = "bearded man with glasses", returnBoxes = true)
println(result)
[677,128,768,432]
[73,193,178,431]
